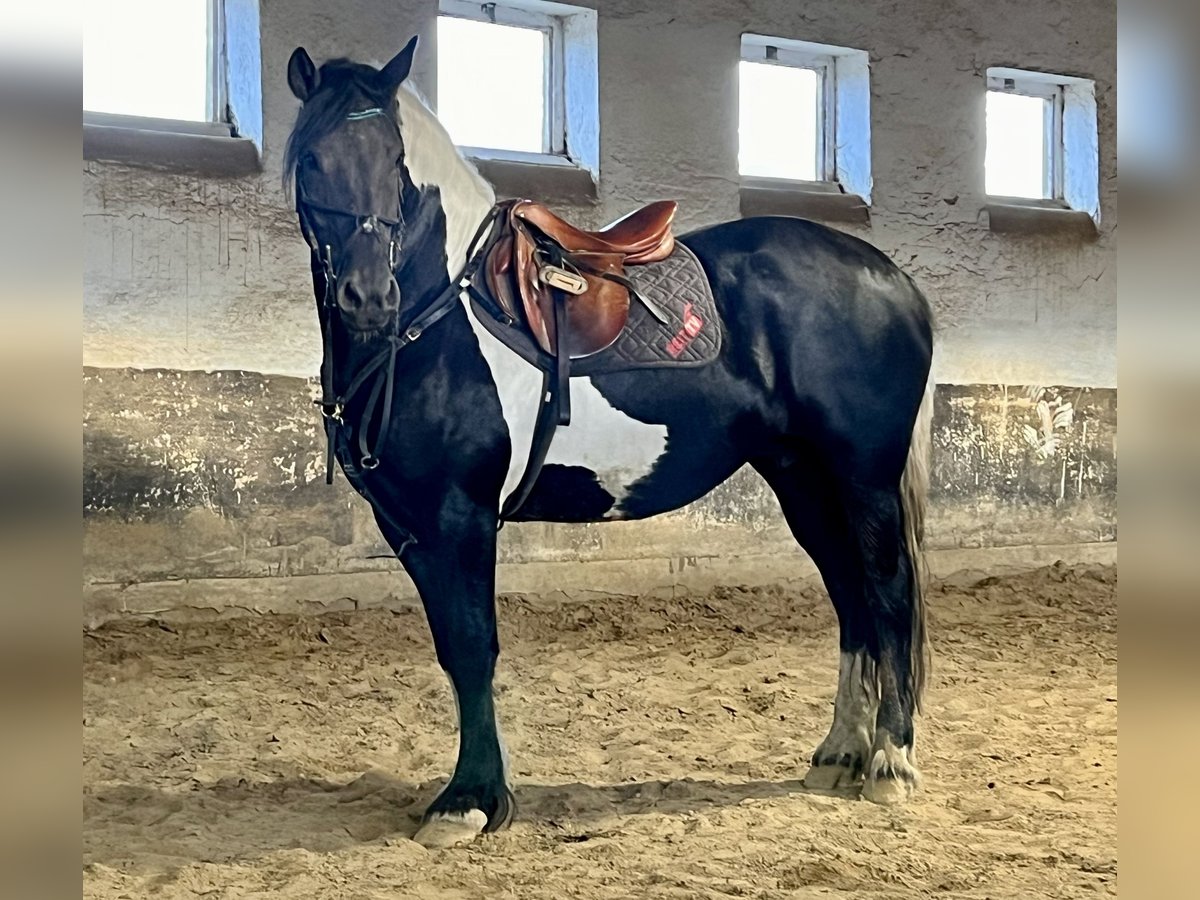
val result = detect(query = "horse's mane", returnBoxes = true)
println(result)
[282,59,384,195]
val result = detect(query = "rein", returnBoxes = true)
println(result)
[308,201,507,484]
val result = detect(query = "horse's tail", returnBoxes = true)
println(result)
[901,371,934,713]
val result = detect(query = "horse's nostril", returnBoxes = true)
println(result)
[339,280,366,312]
[385,280,402,311]
[337,275,398,328]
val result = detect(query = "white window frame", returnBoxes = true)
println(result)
[439,0,572,162]
[740,41,834,183]
[83,0,232,138]
[740,34,872,202]
[985,66,1099,222]
[83,0,263,173]
[986,74,1064,201]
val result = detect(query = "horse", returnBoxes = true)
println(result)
[284,37,934,849]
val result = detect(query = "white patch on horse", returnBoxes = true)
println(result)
[862,727,921,805]
[413,809,489,849]
[394,85,668,513]
[804,650,879,790]
[395,87,495,278]
[544,381,667,510]
[462,315,544,502]
[394,87,533,502]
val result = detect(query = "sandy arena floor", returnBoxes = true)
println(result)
[83,563,1116,899]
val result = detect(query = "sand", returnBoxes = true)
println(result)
[83,562,1116,898]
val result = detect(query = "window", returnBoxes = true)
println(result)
[739,47,826,181]
[739,34,871,200]
[84,0,225,130]
[82,0,262,173]
[985,75,1061,199]
[985,67,1099,220]
[437,0,597,172]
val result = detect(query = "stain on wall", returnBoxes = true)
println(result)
[84,368,1116,621]
[928,385,1116,547]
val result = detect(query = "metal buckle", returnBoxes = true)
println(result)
[360,455,380,470]
[315,401,344,423]
[404,325,422,341]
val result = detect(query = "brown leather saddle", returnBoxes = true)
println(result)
[483,199,678,358]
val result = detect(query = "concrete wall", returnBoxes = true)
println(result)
[82,0,1117,623]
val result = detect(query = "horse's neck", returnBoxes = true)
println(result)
[395,87,495,280]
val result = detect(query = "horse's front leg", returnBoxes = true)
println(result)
[380,500,514,848]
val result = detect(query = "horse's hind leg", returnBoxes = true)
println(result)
[755,455,924,802]
[847,484,924,804]
[753,454,879,791]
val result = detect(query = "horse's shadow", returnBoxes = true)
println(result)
[83,771,852,866]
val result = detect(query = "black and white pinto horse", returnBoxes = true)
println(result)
[285,38,934,848]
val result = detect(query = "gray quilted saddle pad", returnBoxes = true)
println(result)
[471,239,722,376]
[572,240,722,375]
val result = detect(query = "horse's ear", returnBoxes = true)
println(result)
[379,35,419,92]
[288,47,319,102]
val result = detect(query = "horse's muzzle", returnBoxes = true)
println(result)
[337,274,401,333]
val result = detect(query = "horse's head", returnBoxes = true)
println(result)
[285,38,419,336]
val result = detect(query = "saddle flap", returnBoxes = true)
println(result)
[481,199,692,358]
[484,232,524,327]
[597,200,679,263]
[511,213,629,357]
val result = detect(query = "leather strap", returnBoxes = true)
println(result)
[498,369,561,522]
[317,264,465,483]
[498,285,571,523]
[553,292,572,426]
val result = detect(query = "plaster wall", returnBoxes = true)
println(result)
[84,0,1116,386]
[82,0,1117,621]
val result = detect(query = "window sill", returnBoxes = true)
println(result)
[739,179,870,224]
[984,199,1098,237]
[83,121,261,178]
[466,149,598,204]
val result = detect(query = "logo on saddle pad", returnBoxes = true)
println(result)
[665,303,705,358]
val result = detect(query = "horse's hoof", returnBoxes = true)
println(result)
[413,809,488,848]
[804,721,872,790]
[861,730,920,805]
[803,756,862,790]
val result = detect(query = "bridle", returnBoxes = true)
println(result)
[295,105,414,483]
[297,192,404,276]
[294,105,508,485]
